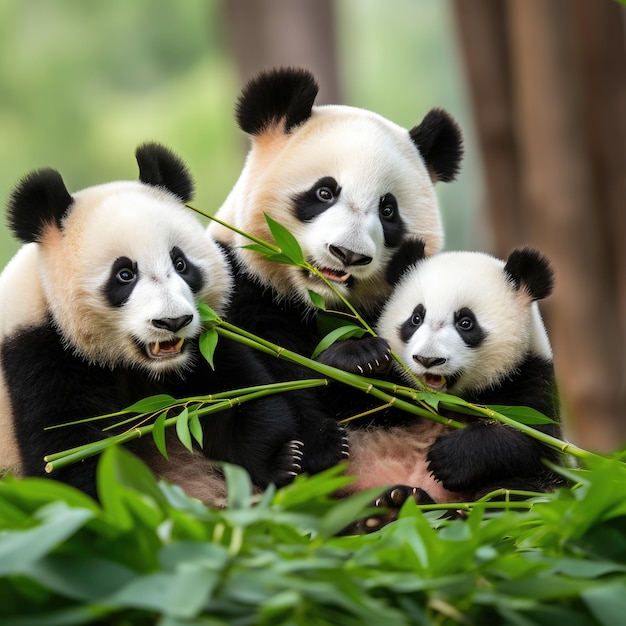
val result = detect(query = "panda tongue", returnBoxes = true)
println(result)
[423,374,446,391]
[320,268,349,283]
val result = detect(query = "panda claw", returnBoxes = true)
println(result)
[357,365,364,374]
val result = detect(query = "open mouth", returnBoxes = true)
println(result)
[309,266,351,284]
[146,337,185,359]
[420,373,447,392]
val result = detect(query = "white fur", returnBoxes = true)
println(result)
[210,105,443,312]
[377,251,552,395]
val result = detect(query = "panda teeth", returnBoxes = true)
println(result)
[148,337,185,358]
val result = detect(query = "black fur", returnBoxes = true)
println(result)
[409,108,464,183]
[384,238,426,286]
[222,246,350,475]
[103,257,138,307]
[7,168,73,243]
[236,67,319,135]
[425,355,561,493]
[3,317,301,497]
[454,308,486,348]
[504,247,555,301]
[135,142,194,203]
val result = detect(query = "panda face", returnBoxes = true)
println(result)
[377,251,552,395]
[39,182,231,375]
[225,107,444,310]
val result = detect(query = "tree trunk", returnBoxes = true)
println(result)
[222,0,340,104]
[454,0,626,450]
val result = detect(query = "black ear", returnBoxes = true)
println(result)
[236,67,319,136]
[409,108,463,183]
[6,168,73,243]
[385,238,426,286]
[504,247,555,301]
[135,142,194,203]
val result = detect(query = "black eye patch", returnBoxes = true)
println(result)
[293,176,341,222]
[104,256,138,307]
[399,303,425,343]
[454,307,485,347]
[379,193,405,248]
[170,246,204,294]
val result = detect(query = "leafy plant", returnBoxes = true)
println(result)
[1,448,626,625]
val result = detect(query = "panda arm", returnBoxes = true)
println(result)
[427,357,563,493]
[178,336,304,489]
[222,267,350,475]
[2,324,125,497]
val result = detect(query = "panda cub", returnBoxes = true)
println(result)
[341,247,564,507]
[0,143,301,503]
[209,67,464,475]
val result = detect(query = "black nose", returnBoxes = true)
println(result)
[152,315,193,333]
[413,355,447,368]
[328,244,372,267]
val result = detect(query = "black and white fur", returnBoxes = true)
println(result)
[0,143,302,503]
[209,67,463,475]
[336,247,563,508]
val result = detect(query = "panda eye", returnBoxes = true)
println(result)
[316,186,334,202]
[173,256,187,273]
[379,193,397,221]
[410,304,425,327]
[116,268,135,284]
[457,316,474,331]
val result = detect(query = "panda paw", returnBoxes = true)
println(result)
[317,336,392,377]
[341,485,434,535]
[270,439,305,488]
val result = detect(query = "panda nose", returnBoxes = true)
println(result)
[413,355,447,368]
[152,315,193,333]
[328,245,372,267]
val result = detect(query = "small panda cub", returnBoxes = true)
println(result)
[344,247,564,507]
[0,143,301,503]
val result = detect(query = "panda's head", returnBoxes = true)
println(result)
[211,67,463,312]
[6,143,231,375]
[377,248,554,395]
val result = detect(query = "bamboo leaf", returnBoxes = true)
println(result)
[124,394,176,414]
[175,408,192,452]
[152,412,168,460]
[308,289,326,310]
[311,324,367,359]
[198,301,220,324]
[199,328,218,370]
[488,404,557,425]
[188,409,204,448]
[264,213,304,264]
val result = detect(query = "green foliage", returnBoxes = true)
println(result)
[1,448,626,625]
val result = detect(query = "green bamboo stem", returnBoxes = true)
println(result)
[44,378,328,472]
[215,321,465,429]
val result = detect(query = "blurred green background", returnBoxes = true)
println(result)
[0,0,481,268]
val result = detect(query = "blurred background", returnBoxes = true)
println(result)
[0,0,624,451]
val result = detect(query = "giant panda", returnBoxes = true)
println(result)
[335,247,564,524]
[208,67,464,475]
[0,142,302,504]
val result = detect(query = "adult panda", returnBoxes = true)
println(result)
[337,247,564,525]
[0,143,302,504]
[209,67,464,475]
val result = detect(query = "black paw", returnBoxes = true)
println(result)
[298,421,350,476]
[317,336,392,377]
[341,485,434,535]
[269,439,304,488]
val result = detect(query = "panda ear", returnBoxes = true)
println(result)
[504,247,555,301]
[385,239,427,286]
[135,142,194,203]
[7,168,73,243]
[409,108,464,183]
[235,67,319,136]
